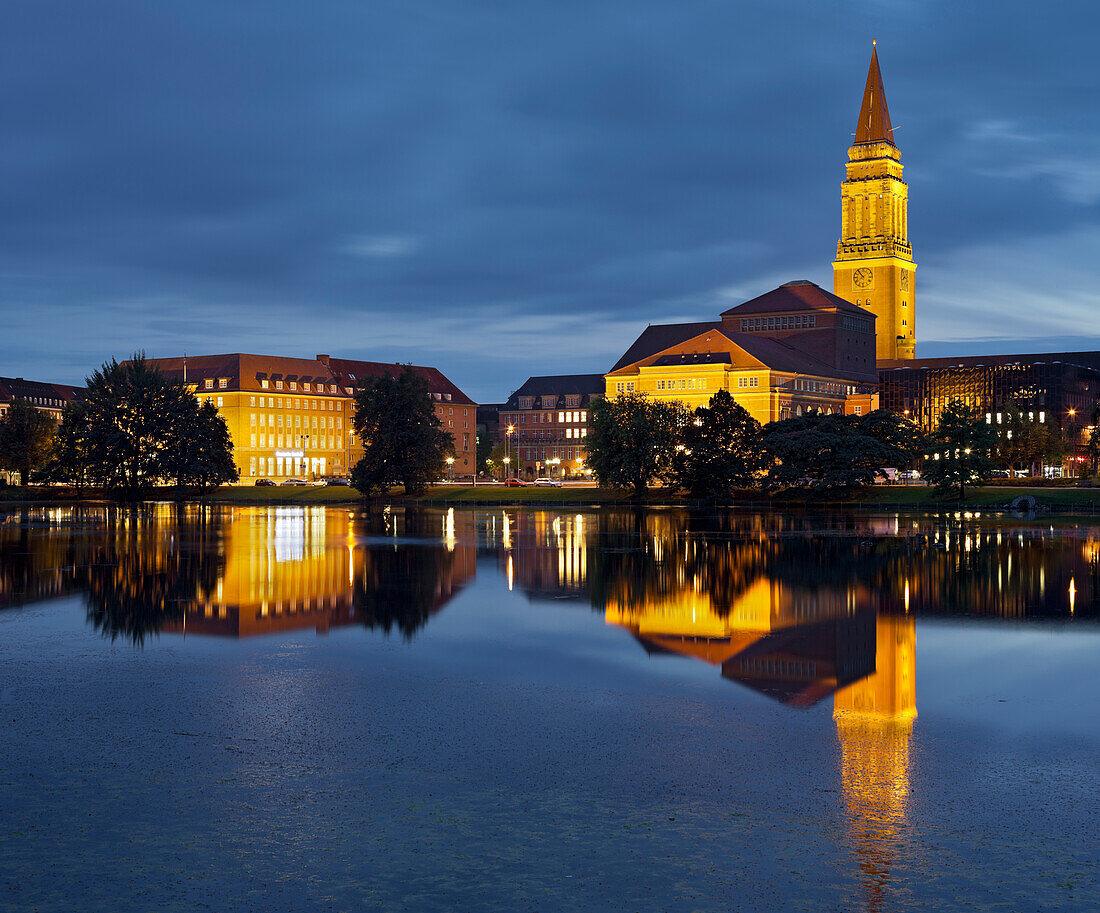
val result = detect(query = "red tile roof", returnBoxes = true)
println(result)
[720,280,874,317]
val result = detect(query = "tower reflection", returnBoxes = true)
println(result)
[834,615,916,913]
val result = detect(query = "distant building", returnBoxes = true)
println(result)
[0,376,81,420]
[476,403,503,473]
[144,353,476,483]
[878,352,1100,472]
[498,374,605,479]
[607,281,878,424]
[0,376,82,484]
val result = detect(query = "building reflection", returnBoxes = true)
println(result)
[0,505,476,642]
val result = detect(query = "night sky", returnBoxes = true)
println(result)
[2,1,1098,403]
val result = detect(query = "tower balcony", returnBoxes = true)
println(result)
[836,238,912,259]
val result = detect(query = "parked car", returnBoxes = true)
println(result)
[254,478,276,487]
[533,477,562,487]
[324,476,351,486]
[281,478,308,486]
[504,478,528,487]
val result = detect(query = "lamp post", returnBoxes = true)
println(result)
[503,457,510,482]
[446,455,455,482]
[548,456,560,479]
[506,424,515,479]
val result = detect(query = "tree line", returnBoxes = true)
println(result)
[584,390,1075,499]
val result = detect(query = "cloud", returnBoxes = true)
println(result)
[343,235,420,258]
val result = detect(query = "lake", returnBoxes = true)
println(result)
[0,504,1096,912]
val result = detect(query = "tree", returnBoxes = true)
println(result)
[854,409,926,468]
[351,366,453,496]
[921,399,997,500]
[0,399,57,486]
[485,441,509,480]
[668,390,767,498]
[476,428,493,475]
[45,355,237,494]
[43,400,93,490]
[164,399,239,492]
[764,411,901,490]
[994,400,1061,476]
[586,392,685,497]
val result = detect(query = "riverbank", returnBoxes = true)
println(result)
[5,482,1100,512]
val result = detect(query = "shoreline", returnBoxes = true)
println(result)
[3,483,1100,514]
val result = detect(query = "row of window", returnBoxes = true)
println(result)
[841,314,873,333]
[987,411,1046,424]
[516,395,584,409]
[249,395,343,412]
[249,434,341,450]
[251,413,342,430]
[614,382,635,393]
[793,379,848,395]
[520,448,582,461]
[248,456,332,476]
[736,377,760,389]
[656,378,708,391]
[740,314,817,332]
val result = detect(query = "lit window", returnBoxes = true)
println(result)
[261,379,269,389]
[219,379,227,389]
[558,411,564,422]
[276,381,283,390]
[204,379,213,390]
[250,396,256,406]
[217,397,223,408]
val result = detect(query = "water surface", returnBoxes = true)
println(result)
[0,505,1096,912]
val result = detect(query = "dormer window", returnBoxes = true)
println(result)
[289,382,297,390]
[260,379,269,389]
[204,379,213,389]
[218,379,228,389]
[303,383,311,392]
[330,384,337,393]
[276,381,283,390]
[444,393,451,401]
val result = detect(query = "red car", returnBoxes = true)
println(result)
[504,478,528,487]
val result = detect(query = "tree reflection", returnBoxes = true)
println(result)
[78,505,222,644]
[351,508,472,640]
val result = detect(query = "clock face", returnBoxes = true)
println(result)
[853,268,874,290]
[901,272,909,291]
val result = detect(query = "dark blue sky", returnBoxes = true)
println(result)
[3,1,1098,402]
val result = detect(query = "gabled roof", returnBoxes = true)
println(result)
[611,328,848,379]
[323,357,476,406]
[720,280,874,317]
[503,373,606,409]
[0,376,81,406]
[854,42,895,145]
[610,320,722,372]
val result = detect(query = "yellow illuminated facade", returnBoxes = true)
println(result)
[833,44,916,362]
[605,329,859,424]
[142,353,477,483]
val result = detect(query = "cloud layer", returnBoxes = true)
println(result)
[2,1,1099,401]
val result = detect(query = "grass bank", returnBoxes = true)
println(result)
[5,483,1100,512]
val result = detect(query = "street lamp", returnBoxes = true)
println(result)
[548,456,560,478]
[503,456,510,482]
[446,455,455,482]
[506,424,515,479]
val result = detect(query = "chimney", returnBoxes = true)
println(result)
[317,354,330,365]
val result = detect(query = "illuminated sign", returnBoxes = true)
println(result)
[276,450,304,458]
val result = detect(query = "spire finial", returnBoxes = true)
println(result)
[854,43,894,145]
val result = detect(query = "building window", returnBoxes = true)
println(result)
[289,382,297,390]
[276,381,283,390]
[218,379,227,389]
[204,379,213,389]
[216,396,223,407]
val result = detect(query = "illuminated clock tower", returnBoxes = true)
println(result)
[833,43,916,361]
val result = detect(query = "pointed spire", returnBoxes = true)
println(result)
[854,41,894,145]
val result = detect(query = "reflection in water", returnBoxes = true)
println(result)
[352,508,475,639]
[834,615,917,913]
[1,504,1097,909]
[0,505,477,642]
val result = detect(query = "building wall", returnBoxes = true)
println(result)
[604,366,854,425]
[497,403,592,478]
